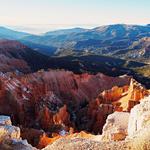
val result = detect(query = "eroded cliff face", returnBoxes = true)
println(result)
[95,78,149,112]
[0,70,131,127]
[0,70,149,149]
[0,70,132,147]
[75,78,149,135]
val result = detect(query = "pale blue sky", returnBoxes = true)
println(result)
[0,0,150,33]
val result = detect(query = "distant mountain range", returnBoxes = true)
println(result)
[0,24,150,63]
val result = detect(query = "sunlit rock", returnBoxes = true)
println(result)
[0,116,12,125]
[128,95,150,136]
[101,112,129,141]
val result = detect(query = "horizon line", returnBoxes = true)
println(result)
[0,23,150,35]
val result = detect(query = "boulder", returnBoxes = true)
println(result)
[0,125,20,141]
[0,115,20,142]
[128,95,150,136]
[101,112,130,141]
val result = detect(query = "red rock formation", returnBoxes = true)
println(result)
[0,40,31,73]
[0,71,130,125]
[95,78,149,112]
[75,98,114,134]
[37,105,71,132]
[0,70,133,147]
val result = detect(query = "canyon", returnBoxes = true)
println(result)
[0,69,149,149]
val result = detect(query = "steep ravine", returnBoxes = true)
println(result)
[0,70,149,149]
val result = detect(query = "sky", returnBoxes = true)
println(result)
[0,0,150,34]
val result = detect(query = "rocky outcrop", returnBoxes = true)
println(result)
[99,95,150,149]
[0,125,20,142]
[96,79,149,112]
[125,95,150,150]
[101,112,130,141]
[0,115,36,150]
[0,116,20,142]
[128,95,150,137]
[0,116,12,125]
[100,95,150,143]
[118,79,149,111]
